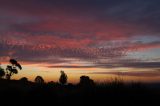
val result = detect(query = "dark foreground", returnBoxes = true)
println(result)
[0,79,160,106]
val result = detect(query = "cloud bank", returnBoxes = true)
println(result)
[0,0,160,69]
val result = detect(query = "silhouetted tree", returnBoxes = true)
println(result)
[0,66,5,79]
[10,59,22,70]
[5,59,22,80]
[20,77,28,82]
[79,76,95,87]
[35,76,44,84]
[59,70,68,85]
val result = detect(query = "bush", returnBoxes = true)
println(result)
[0,67,5,78]
[35,76,45,84]
[79,76,95,87]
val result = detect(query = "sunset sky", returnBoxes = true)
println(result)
[0,0,160,83]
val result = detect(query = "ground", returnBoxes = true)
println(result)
[0,79,160,106]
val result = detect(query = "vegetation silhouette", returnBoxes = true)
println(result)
[0,66,5,79]
[0,60,160,105]
[19,77,28,82]
[0,75,159,106]
[10,59,22,70]
[35,76,45,84]
[0,59,22,80]
[59,70,68,85]
[79,75,95,87]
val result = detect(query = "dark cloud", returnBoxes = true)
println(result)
[88,71,160,77]
[120,62,160,69]
[48,66,96,68]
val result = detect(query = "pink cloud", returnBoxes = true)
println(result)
[0,0,160,69]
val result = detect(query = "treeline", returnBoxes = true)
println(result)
[0,75,159,106]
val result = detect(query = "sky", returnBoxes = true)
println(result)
[0,0,160,83]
